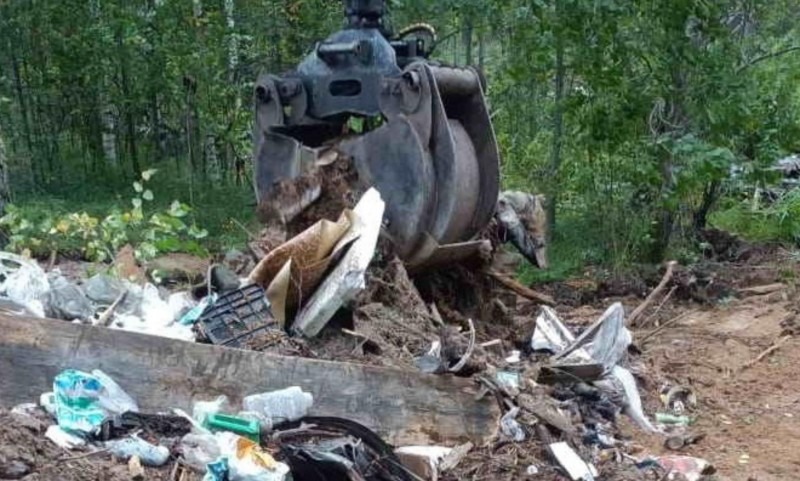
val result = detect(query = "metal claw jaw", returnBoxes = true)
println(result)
[253,4,500,269]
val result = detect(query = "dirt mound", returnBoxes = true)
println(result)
[0,409,177,481]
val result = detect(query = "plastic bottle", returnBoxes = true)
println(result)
[241,386,313,429]
[655,413,693,426]
[105,436,170,466]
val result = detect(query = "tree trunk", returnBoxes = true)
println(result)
[9,51,33,154]
[548,20,566,237]
[0,132,9,227]
[693,180,721,233]
[116,26,141,177]
[649,70,688,262]
[0,137,7,248]
[462,17,473,65]
[478,30,485,70]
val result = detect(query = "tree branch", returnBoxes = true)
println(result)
[738,46,800,72]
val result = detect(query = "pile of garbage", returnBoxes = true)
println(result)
[452,303,715,480]
[5,368,446,480]
[0,188,386,347]
[0,186,716,480]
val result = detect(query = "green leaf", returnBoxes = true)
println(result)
[133,182,143,193]
[141,169,158,181]
[169,201,189,217]
[142,190,154,201]
[136,242,158,261]
[153,237,181,252]
[188,224,209,239]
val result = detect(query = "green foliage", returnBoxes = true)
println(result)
[0,170,209,262]
[713,190,800,244]
[1,0,799,276]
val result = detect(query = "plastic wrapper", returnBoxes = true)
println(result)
[53,369,138,434]
[0,252,50,317]
[193,395,230,425]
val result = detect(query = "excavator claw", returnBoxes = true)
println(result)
[253,0,500,268]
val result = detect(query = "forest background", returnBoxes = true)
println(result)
[1,0,799,279]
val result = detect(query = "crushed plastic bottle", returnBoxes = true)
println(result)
[105,435,170,466]
[241,386,313,430]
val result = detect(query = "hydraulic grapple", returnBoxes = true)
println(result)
[253,0,500,267]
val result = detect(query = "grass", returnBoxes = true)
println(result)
[516,214,614,285]
[11,164,259,254]
[710,191,800,244]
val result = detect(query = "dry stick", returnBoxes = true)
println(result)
[449,318,476,373]
[738,283,786,296]
[639,285,678,329]
[639,310,697,344]
[741,335,793,371]
[98,290,128,327]
[628,260,677,327]
[485,270,555,306]
[231,218,258,241]
[429,302,446,327]
[56,447,110,463]
[341,328,374,355]
[46,249,58,271]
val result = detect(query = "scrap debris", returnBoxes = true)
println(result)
[0,181,761,480]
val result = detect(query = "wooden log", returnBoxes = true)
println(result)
[0,314,499,446]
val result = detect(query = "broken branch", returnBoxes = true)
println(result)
[741,335,792,371]
[486,270,555,305]
[738,283,786,296]
[429,303,445,327]
[628,261,677,327]
[98,290,128,327]
[449,318,476,373]
[639,285,677,329]
[639,310,696,344]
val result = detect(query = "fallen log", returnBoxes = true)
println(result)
[0,314,499,445]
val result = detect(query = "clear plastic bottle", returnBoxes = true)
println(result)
[105,436,170,466]
[241,386,313,429]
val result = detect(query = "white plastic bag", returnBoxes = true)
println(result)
[0,252,50,317]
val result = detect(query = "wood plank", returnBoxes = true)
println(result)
[0,313,499,446]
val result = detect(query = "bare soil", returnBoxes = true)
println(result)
[0,409,177,481]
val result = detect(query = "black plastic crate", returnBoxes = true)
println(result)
[198,284,277,347]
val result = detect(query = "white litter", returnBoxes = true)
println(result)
[549,442,597,481]
[45,425,86,449]
[293,188,385,337]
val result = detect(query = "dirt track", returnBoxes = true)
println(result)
[639,291,800,480]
